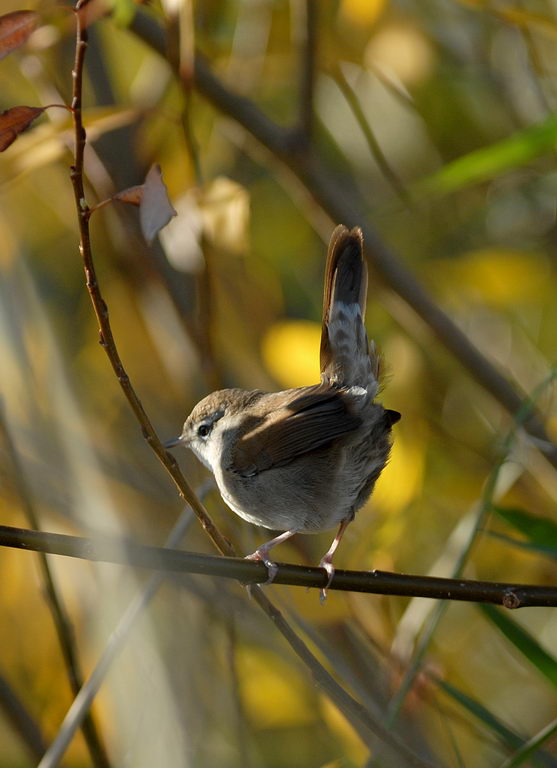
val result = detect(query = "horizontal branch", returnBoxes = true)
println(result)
[1,524,555,608]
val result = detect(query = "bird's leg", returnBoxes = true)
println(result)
[246,529,300,584]
[318,516,352,603]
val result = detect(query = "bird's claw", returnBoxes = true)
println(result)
[319,557,335,604]
[245,550,278,585]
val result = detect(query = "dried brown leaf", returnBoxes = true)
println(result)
[0,10,39,60]
[0,106,45,152]
[113,184,145,206]
[139,164,177,244]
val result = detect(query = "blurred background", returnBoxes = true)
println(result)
[1,0,557,766]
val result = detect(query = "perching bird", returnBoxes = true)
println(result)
[166,225,400,598]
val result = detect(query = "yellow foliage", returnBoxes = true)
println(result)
[454,2,557,40]
[440,249,549,306]
[340,0,388,27]
[364,22,435,85]
[237,647,316,728]
[373,430,425,516]
[0,213,17,268]
[319,696,367,765]
[0,107,139,183]
[262,320,322,388]
[198,176,250,254]
[281,573,352,624]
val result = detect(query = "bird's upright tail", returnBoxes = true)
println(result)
[320,225,379,393]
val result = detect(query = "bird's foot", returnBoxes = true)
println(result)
[245,549,278,585]
[318,556,336,604]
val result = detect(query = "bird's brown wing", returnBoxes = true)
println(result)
[228,386,362,477]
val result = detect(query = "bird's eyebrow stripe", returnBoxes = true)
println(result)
[204,409,225,426]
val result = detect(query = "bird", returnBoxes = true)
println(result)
[165,225,400,600]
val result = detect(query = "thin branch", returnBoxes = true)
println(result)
[196,238,224,391]
[0,672,47,761]
[128,12,557,469]
[499,716,557,768]
[0,411,110,767]
[168,11,224,391]
[296,0,317,145]
[225,617,253,767]
[245,587,437,768]
[166,10,203,184]
[2,524,557,609]
[331,64,412,206]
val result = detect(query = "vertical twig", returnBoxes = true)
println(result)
[296,0,317,145]
[332,65,412,206]
[0,408,111,768]
[175,0,203,185]
[225,617,252,767]
[196,238,224,392]
[168,11,223,392]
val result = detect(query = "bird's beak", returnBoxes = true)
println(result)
[163,436,185,449]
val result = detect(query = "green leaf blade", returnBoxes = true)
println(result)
[480,605,557,690]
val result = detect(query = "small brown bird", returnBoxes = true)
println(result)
[166,225,400,598]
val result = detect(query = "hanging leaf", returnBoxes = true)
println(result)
[139,164,177,244]
[113,184,144,206]
[0,10,39,60]
[0,106,45,152]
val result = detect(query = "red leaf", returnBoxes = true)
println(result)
[0,10,39,60]
[113,184,145,206]
[0,105,45,151]
[139,165,177,244]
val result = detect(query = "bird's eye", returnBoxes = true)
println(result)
[197,423,211,438]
